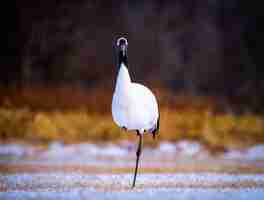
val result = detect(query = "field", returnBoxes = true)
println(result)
[1,86,264,199]
[1,142,264,199]
[1,86,264,150]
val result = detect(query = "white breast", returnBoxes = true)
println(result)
[112,64,159,133]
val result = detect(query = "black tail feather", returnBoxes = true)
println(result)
[151,115,160,139]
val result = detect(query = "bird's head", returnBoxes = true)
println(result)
[117,37,128,56]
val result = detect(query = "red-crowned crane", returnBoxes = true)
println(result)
[112,37,159,188]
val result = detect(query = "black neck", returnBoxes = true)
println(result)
[118,50,128,67]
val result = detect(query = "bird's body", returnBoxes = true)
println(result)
[112,63,159,134]
[111,37,159,188]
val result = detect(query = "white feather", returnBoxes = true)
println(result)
[112,63,159,134]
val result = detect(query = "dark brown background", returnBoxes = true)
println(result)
[2,0,264,112]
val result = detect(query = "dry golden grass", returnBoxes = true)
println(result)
[0,107,264,149]
[0,86,264,150]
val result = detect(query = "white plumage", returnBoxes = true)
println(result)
[112,38,159,134]
[111,37,159,188]
[112,41,159,135]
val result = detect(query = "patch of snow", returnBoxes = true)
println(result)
[40,142,129,161]
[40,143,75,160]
[1,173,264,200]
[2,173,264,190]
[158,142,176,153]
[176,140,203,156]
[245,145,264,160]
[1,188,264,200]
[48,141,64,151]
[223,145,264,161]
[0,144,34,158]
[2,141,264,165]
[223,150,245,160]
[102,144,129,157]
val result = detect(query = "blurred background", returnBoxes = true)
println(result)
[1,0,263,151]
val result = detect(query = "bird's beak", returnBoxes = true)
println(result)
[120,44,127,56]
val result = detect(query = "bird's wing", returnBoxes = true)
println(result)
[129,83,159,130]
[112,82,159,132]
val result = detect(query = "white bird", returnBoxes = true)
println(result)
[112,37,159,188]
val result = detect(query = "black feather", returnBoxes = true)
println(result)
[151,114,160,139]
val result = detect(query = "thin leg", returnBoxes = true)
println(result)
[132,131,143,188]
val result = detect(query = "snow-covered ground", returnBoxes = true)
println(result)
[1,141,264,173]
[1,141,264,199]
[1,141,264,161]
[1,188,263,200]
[2,173,264,190]
[1,141,264,174]
[1,173,264,200]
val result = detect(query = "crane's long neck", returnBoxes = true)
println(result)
[118,50,128,66]
[115,62,131,93]
[115,45,131,93]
